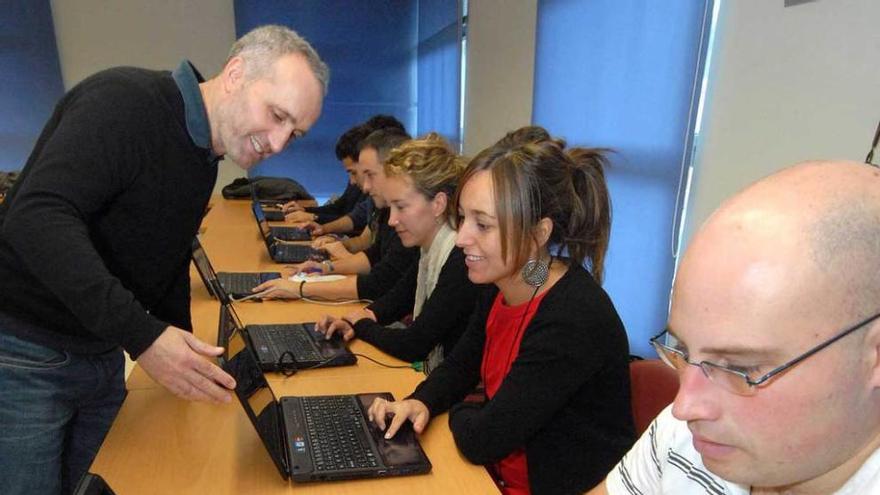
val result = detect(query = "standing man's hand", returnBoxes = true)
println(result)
[137,326,236,403]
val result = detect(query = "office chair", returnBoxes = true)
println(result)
[629,358,680,435]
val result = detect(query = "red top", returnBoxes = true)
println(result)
[481,289,549,495]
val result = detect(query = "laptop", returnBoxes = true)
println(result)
[250,187,289,221]
[219,302,356,372]
[251,201,311,241]
[191,237,281,300]
[220,328,432,482]
[253,209,328,264]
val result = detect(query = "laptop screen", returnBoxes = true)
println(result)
[190,238,231,304]
[222,330,290,479]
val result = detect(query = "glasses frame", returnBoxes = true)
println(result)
[651,310,880,395]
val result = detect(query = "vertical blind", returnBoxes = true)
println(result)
[532,0,713,357]
[0,0,64,171]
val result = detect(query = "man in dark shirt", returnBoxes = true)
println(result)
[281,123,367,224]
[285,115,406,236]
[0,25,327,494]
[254,128,417,302]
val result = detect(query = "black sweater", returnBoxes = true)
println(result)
[410,264,635,494]
[353,247,480,363]
[305,182,364,224]
[355,208,418,300]
[0,66,216,358]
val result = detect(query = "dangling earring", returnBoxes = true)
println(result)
[521,257,549,287]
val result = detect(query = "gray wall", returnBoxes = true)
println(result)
[50,0,245,192]
[462,0,537,156]
[682,0,880,246]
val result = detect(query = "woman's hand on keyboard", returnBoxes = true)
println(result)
[315,315,356,341]
[367,398,430,439]
[252,278,300,299]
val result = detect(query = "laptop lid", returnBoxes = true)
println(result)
[252,203,279,254]
[221,329,291,480]
[190,238,233,304]
[217,302,246,348]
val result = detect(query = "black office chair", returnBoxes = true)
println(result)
[73,473,117,495]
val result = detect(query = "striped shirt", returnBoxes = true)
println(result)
[605,405,880,495]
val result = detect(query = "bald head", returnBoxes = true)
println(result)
[681,161,880,323]
[669,161,880,491]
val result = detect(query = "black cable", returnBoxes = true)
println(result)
[276,351,298,377]
[351,353,414,369]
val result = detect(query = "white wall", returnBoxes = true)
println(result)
[50,0,245,193]
[462,0,537,156]
[683,0,880,245]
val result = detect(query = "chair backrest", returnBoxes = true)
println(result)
[629,359,680,435]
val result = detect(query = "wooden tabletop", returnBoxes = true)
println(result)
[90,196,499,494]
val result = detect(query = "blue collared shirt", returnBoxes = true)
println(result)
[171,60,219,164]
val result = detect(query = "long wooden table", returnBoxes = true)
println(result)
[90,198,499,494]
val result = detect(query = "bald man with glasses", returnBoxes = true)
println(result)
[591,161,880,494]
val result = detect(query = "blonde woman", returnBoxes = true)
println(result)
[317,134,481,370]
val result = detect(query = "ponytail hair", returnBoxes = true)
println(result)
[454,126,613,283]
[561,148,612,283]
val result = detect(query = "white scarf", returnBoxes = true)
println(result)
[413,222,457,373]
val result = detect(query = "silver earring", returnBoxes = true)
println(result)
[521,258,549,287]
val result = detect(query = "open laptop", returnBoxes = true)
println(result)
[250,186,289,222]
[191,237,281,300]
[251,201,311,241]
[219,302,356,372]
[254,209,328,264]
[220,328,432,482]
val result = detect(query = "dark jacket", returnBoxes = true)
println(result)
[354,247,480,363]
[305,181,364,224]
[355,207,418,300]
[0,66,216,358]
[410,264,635,494]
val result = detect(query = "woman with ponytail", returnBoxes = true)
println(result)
[368,127,635,494]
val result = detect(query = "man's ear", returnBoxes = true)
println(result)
[222,56,246,94]
[865,323,880,390]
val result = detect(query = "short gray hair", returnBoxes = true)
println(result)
[228,24,329,95]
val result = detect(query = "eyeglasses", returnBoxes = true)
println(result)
[650,310,880,396]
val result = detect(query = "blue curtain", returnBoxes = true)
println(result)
[533,0,712,357]
[416,0,461,145]
[235,0,419,200]
[0,0,65,171]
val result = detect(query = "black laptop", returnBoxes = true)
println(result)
[254,209,328,264]
[220,328,432,482]
[219,302,356,372]
[191,238,281,300]
[251,201,311,241]
[249,186,290,222]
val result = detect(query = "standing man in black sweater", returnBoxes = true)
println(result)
[0,25,328,494]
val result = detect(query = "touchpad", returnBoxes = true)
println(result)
[358,393,427,467]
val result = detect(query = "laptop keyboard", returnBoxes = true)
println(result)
[273,243,315,262]
[260,325,322,363]
[301,396,378,471]
[270,227,311,241]
[218,273,261,296]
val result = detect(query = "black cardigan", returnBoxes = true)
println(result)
[353,247,481,363]
[355,208,418,300]
[0,66,216,357]
[306,182,365,224]
[410,264,635,494]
